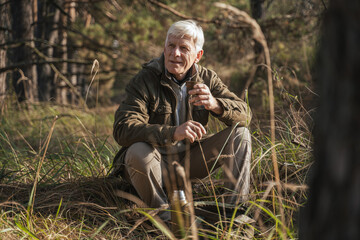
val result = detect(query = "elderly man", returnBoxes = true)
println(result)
[111,20,252,217]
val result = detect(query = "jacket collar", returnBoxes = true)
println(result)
[164,64,199,85]
[142,54,164,75]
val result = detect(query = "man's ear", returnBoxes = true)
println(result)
[195,50,204,63]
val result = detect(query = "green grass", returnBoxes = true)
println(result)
[0,95,313,239]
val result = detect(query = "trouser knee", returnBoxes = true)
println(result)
[225,127,252,203]
[124,142,161,177]
[124,142,166,208]
[234,127,251,144]
[234,127,252,155]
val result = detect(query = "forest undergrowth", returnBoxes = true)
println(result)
[0,90,314,239]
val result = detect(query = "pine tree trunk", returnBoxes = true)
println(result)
[10,0,38,102]
[250,0,265,20]
[37,2,59,101]
[68,0,78,105]
[300,0,360,239]
[56,0,68,104]
[0,0,8,106]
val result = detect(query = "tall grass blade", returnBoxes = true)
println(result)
[138,210,176,240]
[55,198,63,219]
[15,220,40,240]
[250,201,294,239]
[84,59,99,108]
[90,218,111,238]
[27,116,58,223]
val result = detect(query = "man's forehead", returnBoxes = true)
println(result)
[167,34,195,45]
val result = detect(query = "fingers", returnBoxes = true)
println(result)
[184,122,198,143]
[184,128,197,143]
[173,120,206,143]
[192,94,210,101]
[189,84,211,104]
[191,120,206,136]
[185,121,205,142]
[188,83,208,96]
[188,84,218,111]
[190,94,211,106]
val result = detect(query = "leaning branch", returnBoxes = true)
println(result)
[214,2,285,236]
[0,59,92,74]
[147,0,215,24]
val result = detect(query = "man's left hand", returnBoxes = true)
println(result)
[188,83,224,115]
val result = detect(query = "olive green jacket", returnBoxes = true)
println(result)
[110,54,251,176]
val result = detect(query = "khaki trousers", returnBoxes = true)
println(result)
[124,126,251,209]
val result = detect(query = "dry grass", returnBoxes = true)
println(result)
[0,91,313,239]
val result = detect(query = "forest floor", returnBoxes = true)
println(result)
[0,91,314,239]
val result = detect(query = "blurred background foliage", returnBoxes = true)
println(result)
[0,0,326,112]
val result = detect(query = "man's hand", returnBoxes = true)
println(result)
[188,83,224,115]
[173,120,206,143]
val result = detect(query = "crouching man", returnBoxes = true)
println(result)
[111,20,252,220]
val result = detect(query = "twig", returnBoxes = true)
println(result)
[0,0,11,8]
[0,60,91,74]
[321,0,327,10]
[147,0,214,24]
[28,116,58,218]
[114,190,147,208]
[84,59,99,108]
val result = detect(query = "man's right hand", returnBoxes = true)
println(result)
[173,120,206,143]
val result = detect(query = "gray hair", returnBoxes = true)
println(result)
[165,20,204,53]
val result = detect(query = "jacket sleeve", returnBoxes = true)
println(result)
[113,73,177,147]
[209,71,252,127]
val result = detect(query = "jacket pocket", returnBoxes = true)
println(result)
[149,103,173,124]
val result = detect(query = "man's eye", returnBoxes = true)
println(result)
[181,46,189,51]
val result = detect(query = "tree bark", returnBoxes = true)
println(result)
[250,0,265,20]
[37,1,60,101]
[56,0,68,104]
[241,0,265,99]
[10,0,38,102]
[300,0,360,239]
[0,0,8,106]
[68,0,78,105]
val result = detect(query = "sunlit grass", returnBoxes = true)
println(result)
[0,95,313,239]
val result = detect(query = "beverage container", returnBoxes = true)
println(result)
[171,190,190,238]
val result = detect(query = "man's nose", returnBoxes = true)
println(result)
[173,47,181,57]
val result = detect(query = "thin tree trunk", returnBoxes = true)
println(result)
[10,0,38,102]
[68,0,78,104]
[250,0,265,20]
[241,0,265,99]
[56,0,68,104]
[69,42,78,105]
[37,1,60,101]
[0,0,8,106]
[300,0,360,239]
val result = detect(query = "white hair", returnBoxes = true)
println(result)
[165,20,204,53]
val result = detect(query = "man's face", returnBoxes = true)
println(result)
[164,35,203,81]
